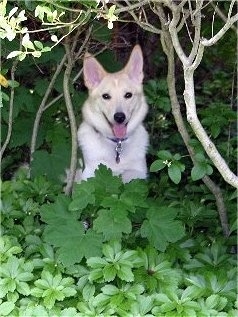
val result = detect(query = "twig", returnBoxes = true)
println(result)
[75,25,93,60]
[30,53,67,165]
[211,1,237,32]
[0,59,19,160]
[115,0,151,14]
[188,0,203,64]
[63,43,78,195]
[201,12,238,46]
[168,3,190,66]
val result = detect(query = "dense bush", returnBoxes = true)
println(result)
[1,166,237,316]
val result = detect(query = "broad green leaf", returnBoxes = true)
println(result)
[120,180,148,210]
[45,226,103,266]
[117,264,134,282]
[34,40,44,49]
[62,287,77,297]
[94,209,132,240]
[41,196,103,266]
[150,159,166,172]
[31,144,71,182]
[87,257,108,268]
[191,163,207,181]
[0,301,15,316]
[206,164,213,175]
[82,283,95,301]
[70,182,95,211]
[40,195,77,225]
[93,164,122,195]
[31,287,44,297]
[7,51,22,59]
[101,284,119,296]
[16,281,31,295]
[7,80,19,88]
[141,207,185,252]
[157,150,173,160]
[103,265,117,282]
[168,163,182,184]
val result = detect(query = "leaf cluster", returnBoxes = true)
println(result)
[0,168,237,316]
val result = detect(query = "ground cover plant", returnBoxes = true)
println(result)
[0,0,237,316]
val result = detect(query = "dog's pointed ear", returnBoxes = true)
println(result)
[124,45,143,84]
[83,53,106,89]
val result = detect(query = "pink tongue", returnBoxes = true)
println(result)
[112,124,127,139]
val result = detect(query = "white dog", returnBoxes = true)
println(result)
[77,45,149,183]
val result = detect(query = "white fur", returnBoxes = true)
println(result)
[77,45,149,183]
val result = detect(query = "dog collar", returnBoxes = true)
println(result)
[107,137,128,143]
[107,137,128,164]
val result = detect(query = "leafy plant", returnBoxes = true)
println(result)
[0,170,237,316]
[31,271,77,309]
[150,150,186,184]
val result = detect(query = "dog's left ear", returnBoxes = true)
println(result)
[124,45,143,84]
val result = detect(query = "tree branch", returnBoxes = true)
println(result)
[30,54,67,164]
[183,68,238,188]
[157,4,230,236]
[211,1,237,32]
[165,2,238,188]
[201,12,238,47]
[0,58,19,160]
[188,0,203,64]
[63,43,78,196]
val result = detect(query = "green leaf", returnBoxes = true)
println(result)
[7,80,19,88]
[94,209,132,240]
[45,226,103,266]
[16,281,31,295]
[34,40,44,50]
[93,164,122,195]
[0,301,15,316]
[117,264,134,282]
[141,207,185,252]
[103,265,117,282]
[31,144,71,182]
[168,163,182,184]
[40,195,77,225]
[191,163,207,181]
[41,196,103,266]
[87,257,108,269]
[101,285,119,296]
[82,283,95,301]
[206,164,213,175]
[157,150,173,160]
[7,51,22,59]
[150,160,166,172]
[70,182,95,211]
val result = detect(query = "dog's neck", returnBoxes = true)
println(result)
[92,126,128,164]
[107,136,128,143]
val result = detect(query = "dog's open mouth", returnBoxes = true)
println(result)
[112,123,127,139]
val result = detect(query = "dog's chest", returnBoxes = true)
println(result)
[78,122,148,173]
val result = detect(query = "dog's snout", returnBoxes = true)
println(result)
[114,112,126,124]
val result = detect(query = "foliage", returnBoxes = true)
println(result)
[0,167,237,316]
[0,0,237,315]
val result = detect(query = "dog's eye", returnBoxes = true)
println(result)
[124,92,133,99]
[102,93,111,100]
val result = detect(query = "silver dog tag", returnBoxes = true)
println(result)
[115,140,123,164]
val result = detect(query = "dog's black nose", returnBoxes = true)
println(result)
[114,112,126,124]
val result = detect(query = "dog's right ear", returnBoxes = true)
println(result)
[83,53,106,89]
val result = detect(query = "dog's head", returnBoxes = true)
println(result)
[82,45,148,139]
